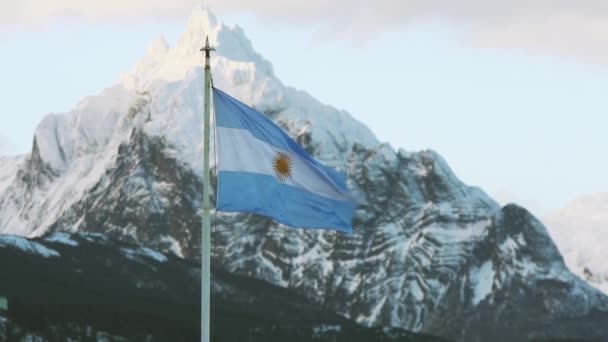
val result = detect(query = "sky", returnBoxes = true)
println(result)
[1,2,607,216]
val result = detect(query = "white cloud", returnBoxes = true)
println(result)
[2,1,608,65]
[0,0,196,27]
[542,192,608,294]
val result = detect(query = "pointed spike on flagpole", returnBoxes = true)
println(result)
[200,36,216,55]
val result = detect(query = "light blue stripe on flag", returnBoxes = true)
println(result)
[218,172,355,232]
[213,87,356,232]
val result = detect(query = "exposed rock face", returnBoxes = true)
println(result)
[0,6,607,342]
[46,129,205,259]
[426,205,608,341]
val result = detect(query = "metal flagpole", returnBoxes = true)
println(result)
[200,36,214,342]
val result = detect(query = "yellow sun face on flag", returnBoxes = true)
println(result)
[273,152,293,182]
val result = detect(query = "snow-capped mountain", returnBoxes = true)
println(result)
[544,192,608,294]
[0,6,376,239]
[1,6,608,341]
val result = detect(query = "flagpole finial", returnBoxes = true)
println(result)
[200,36,216,56]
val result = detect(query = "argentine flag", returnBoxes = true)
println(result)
[213,87,356,233]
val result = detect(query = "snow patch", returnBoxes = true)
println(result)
[312,325,342,336]
[471,260,495,305]
[0,235,60,258]
[357,296,387,326]
[161,235,184,258]
[44,232,79,246]
[409,279,424,302]
[499,237,518,257]
[80,233,110,243]
[342,273,362,294]
[121,247,168,263]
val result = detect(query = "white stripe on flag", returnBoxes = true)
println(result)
[217,127,348,201]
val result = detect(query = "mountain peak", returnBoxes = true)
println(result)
[126,5,276,90]
[192,3,219,29]
[174,5,221,57]
[146,36,169,59]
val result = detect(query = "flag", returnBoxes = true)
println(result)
[213,87,356,233]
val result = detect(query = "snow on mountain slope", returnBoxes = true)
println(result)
[544,192,608,294]
[428,204,608,341]
[0,155,24,192]
[0,89,133,236]
[0,5,378,237]
[123,7,378,170]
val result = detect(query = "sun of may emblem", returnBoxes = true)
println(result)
[273,152,293,182]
